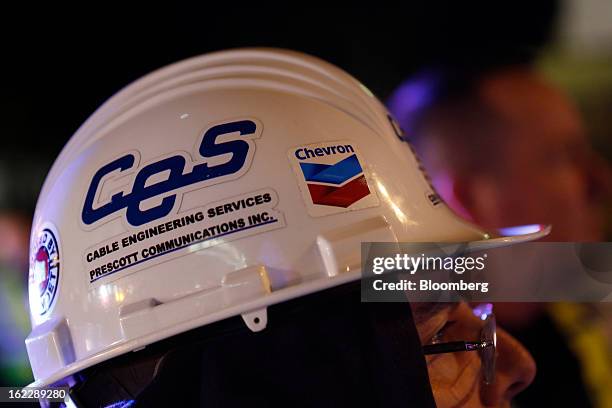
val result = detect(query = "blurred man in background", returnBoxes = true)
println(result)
[388,67,612,407]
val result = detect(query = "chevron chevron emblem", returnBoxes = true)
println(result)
[299,155,371,207]
[289,141,379,217]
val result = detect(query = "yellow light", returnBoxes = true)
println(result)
[114,289,125,303]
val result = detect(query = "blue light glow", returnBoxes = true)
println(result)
[104,400,135,408]
[472,303,493,320]
[498,224,542,236]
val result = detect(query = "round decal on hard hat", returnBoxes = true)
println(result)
[29,228,60,316]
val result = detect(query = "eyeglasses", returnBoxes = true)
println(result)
[422,304,497,385]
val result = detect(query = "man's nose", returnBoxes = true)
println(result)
[481,327,536,405]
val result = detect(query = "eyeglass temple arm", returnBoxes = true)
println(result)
[423,340,492,355]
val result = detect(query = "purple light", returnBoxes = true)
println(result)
[472,303,493,320]
[498,224,543,236]
[387,75,439,131]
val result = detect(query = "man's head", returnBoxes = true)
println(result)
[389,67,611,241]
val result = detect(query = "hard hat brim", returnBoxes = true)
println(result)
[468,224,551,251]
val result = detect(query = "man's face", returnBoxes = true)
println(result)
[413,302,535,407]
[478,72,611,241]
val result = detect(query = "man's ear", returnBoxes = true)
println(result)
[452,175,502,229]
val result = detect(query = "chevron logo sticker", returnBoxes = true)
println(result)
[289,141,379,217]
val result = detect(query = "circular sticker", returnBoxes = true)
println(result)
[29,228,60,315]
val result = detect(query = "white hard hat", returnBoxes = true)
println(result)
[26,48,549,391]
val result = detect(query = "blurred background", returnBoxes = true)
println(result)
[1,1,611,405]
